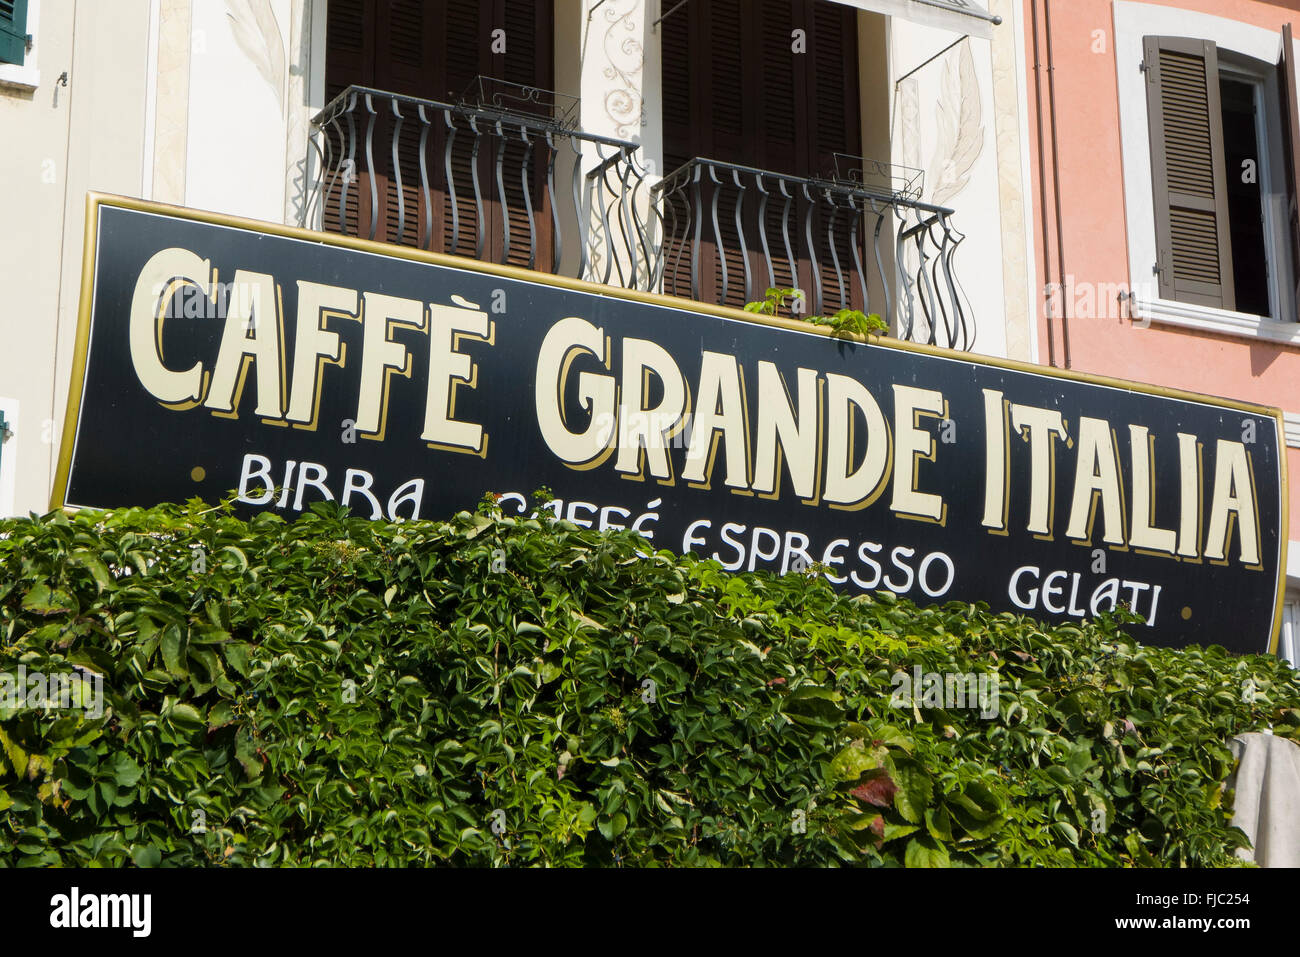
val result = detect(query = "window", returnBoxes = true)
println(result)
[322,0,553,262]
[1281,596,1300,667]
[0,399,16,518]
[660,0,860,180]
[1143,32,1300,320]
[659,0,864,310]
[0,0,28,66]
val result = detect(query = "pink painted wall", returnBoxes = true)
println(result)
[1024,0,1300,535]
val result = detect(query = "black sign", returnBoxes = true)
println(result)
[56,195,1288,653]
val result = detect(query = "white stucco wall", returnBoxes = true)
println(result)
[185,0,292,222]
[889,19,1011,359]
[0,0,153,517]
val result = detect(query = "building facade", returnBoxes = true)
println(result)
[0,0,1037,509]
[1020,0,1300,657]
[1,0,1291,654]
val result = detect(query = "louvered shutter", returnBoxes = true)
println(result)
[704,0,749,306]
[759,1,804,296]
[660,0,862,311]
[491,0,554,271]
[322,0,375,239]
[658,1,694,301]
[808,0,861,313]
[371,0,435,247]
[323,1,554,267]
[1277,23,1300,319]
[1143,36,1235,310]
[437,2,484,258]
[0,0,28,67]
[324,0,373,101]
[809,0,859,176]
[660,1,692,175]
[707,0,746,163]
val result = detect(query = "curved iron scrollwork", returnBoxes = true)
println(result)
[305,83,657,293]
[651,157,973,352]
[303,87,972,352]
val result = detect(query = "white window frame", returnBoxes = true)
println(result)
[1218,53,1295,325]
[1281,593,1300,666]
[1284,543,1300,665]
[0,0,41,91]
[1115,1,1300,344]
[0,399,18,519]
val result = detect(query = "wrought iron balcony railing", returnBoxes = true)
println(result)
[650,157,973,351]
[301,85,974,353]
[303,81,658,289]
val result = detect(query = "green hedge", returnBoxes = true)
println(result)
[0,497,1297,867]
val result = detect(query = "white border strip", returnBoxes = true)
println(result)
[0,398,18,518]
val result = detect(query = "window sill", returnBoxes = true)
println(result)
[1136,297,1300,347]
[1285,411,1300,449]
[0,64,39,92]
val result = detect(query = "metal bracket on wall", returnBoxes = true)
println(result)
[651,0,691,33]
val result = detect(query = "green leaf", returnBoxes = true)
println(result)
[782,685,843,727]
[597,813,628,840]
[890,758,933,825]
[160,625,188,678]
[904,836,951,868]
[110,754,143,788]
[222,642,251,677]
[828,741,884,783]
[1053,821,1080,848]
[70,550,113,592]
[131,845,162,868]
[165,701,204,731]
[22,583,74,616]
[882,822,919,844]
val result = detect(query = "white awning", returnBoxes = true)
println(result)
[828,0,1001,40]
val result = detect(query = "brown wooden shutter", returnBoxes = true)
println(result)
[661,0,857,177]
[808,0,859,176]
[660,2,692,175]
[708,0,746,163]
[493,0,554,270]
[705,0,748,306]
[322,0,375,238]
[809,0,860,313]
[659,0,862,309]
[323,1,554,267]
[1143,36,1235,310]
[440,1,486,258]
[1277,23,1300,318]
[760,1,804,187]
[373,0,435,247]
[324,0,374,101]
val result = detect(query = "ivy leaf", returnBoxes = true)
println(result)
[131,845,162,868]
[22,583,74,616]
[849,769,898,808]
[597,813,628,840]
[828,741,885,784]
[109,754,144,789]
[890,758,933,825]
[904,836,951,868]
[160,625,188,678]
